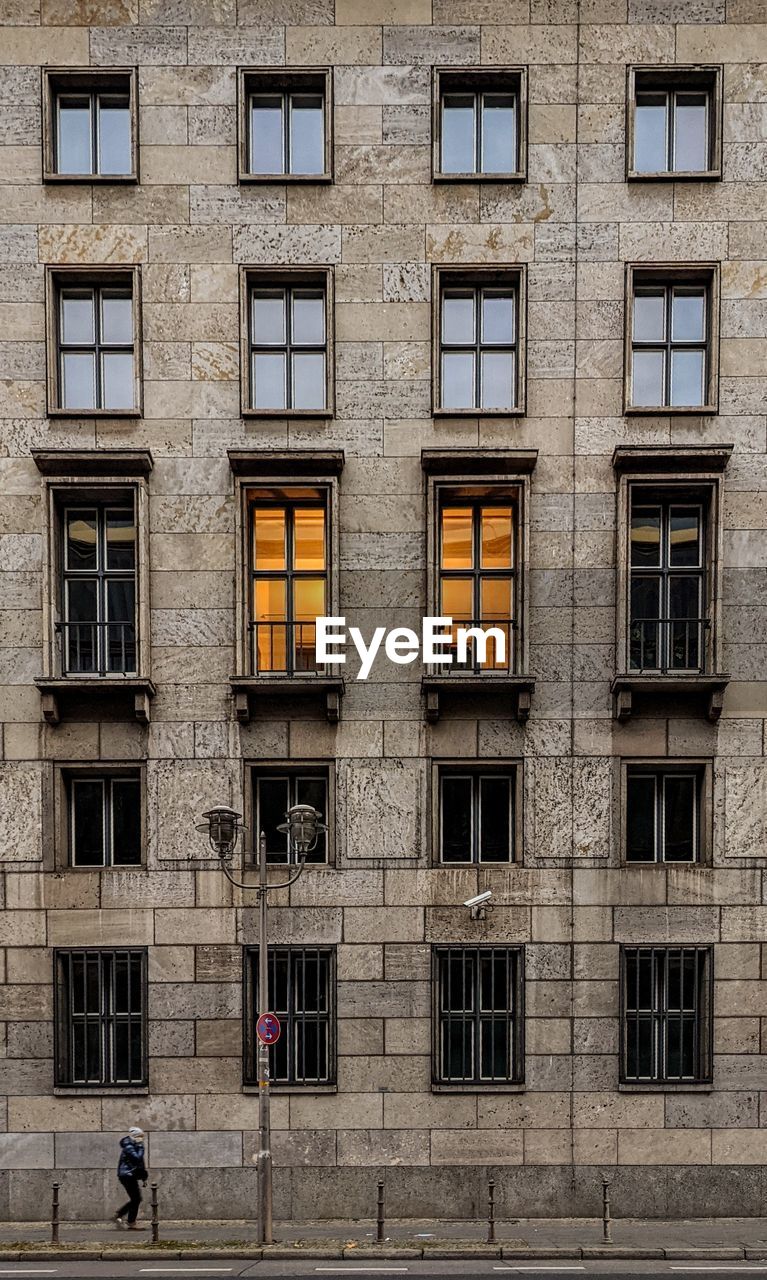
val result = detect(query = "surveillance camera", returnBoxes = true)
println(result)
[463,890,493,909]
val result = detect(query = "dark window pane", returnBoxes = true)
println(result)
[258,777,290,860]
[106,510,136,571]
[112,779,141,866]
[480,1017,509,1079]
[295,775,328,863]
[663,774,696,862]
[630,507,661,567]
[443,1018,473,1080]
[440,775,473,862]
[669,508,701,567]
[630,576,661,670]
[480,951,509,1011]
[72,779,105,866]
[106,579,136,673]
[479,775,512,862]
[66,511,98,571]
[626,773,657,862]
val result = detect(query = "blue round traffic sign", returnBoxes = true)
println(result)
[257,1012,281,1044]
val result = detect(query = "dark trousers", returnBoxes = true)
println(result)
[117,1175,142,1224]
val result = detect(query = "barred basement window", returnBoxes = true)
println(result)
[55,948,147,1087]
[68,773,141,867]
[626,766,702,864]
[621,946,712,1085]
[438,766,516,864]
[433,946,524,1086]
[244,946,335,1086]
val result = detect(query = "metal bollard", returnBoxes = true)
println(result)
[376,1178,385,1244]
[487,1178,496,1245]
[150,1182,159,1244]
[51,1182,60,1245]
[601,1177,612,1245]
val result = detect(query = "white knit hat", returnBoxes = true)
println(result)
[128,1126,145,1139]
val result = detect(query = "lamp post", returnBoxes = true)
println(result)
[197,801,326,1244]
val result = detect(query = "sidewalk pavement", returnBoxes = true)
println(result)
[2,1216,767,1261]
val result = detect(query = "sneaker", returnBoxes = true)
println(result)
[113,1215,125,1230]
[127,1223,147,1230]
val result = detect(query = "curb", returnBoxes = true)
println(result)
[0,1243,762,1262]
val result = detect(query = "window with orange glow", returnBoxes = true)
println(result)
[439,499,516,671]
[250,495,327,674]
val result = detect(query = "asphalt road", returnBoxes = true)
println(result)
[5,1262,767,1279]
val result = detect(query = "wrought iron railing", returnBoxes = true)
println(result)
[56,620,137,677]
[250,619,329,677]
[629,616,710,674]
[425,618,517,677]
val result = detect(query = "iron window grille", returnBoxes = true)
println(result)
[438,768,516,864]
[433,946,524,1086]
[630,283,709,410]
[626,767,702,864]
[248,88,325,176]
[439,285,518,412]
[252,768,329,865]
[629,498,707,673]
[244,946,335,1086]
[249,492,328,676]
[68,773,141,867]
[56,283,136,412]
[54,88,132,177]
[436,496,517,673]
[249,285,327,412]
[54,948,147,1087]
[59,503,137,676]
[621,945,712,1084]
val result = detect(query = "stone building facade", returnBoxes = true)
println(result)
[1,0,767,1224]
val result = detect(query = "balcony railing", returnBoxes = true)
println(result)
[629,616,710,674]
[56,620,137,677]
[250,619,329,677]
[425,618,517,677]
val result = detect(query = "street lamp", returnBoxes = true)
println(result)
[197,800,326,1244]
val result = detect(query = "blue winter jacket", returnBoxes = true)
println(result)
[118,1136,148,1180]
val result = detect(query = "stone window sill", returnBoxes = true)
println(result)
[54,1086,149,1097]
[432,1083,525,1094]
[618,1083,712,1094]
[242,1085,337,1095]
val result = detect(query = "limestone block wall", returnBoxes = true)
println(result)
[0,0,766,1221]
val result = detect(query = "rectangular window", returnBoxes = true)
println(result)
[434,268,525,415]
[244,946,335,1086]
[47,269,140,415]
[69,773,141,867]
[629,497,706,673]
[626,267,718,414]
[239,69,331,182]
[434,69,526,181]
[60,502,137,676]
[433,946,523,1086]
[250,285,326,412]
[626,766,702,864]
[252,766,329,865]
[43,70,137,182]
[437,495,516,672]
[621,946,712,1084]
[55,948,147,1087]
[628,66,721,180]
[249,488,328,677]
[438,767,516,864]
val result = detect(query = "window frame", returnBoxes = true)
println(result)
[54,947,148,1089]
[433,266,526,417]
[246,761,334,866]
[60,501,138,678]
[621,759,712,867]
[42,68,138,184]
[53,764,146,870]
[433,67,527,184]
[626,65,722,183]
[238,68,332,184]
[45,266,142,419]
[619,945,713,1086]
[624,264,719,416]
[432,760,522,866]
[240,267,333,418]
[243,945,336,1088]
[432,945,525,1089]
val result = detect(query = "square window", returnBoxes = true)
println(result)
[627,66,721,180]
[47,269,141,417]
[624,764,706,864]
[621,946,712,1084]
[434,69,527,182]
[244,946,335,1086]
[43,70,137,182]
[250,764,331,865]
[55,948,147,1086]
[242,269,333,417]
[238,70,332,183]
[625,266,718,413]
[436,765,519,864]
[434,269,525,415]
[433,946,524,1086]
[67,771,143,868]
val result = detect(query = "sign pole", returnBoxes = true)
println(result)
[257,830,273,1246]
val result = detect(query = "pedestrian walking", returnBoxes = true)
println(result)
[113,1126,148,1230]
